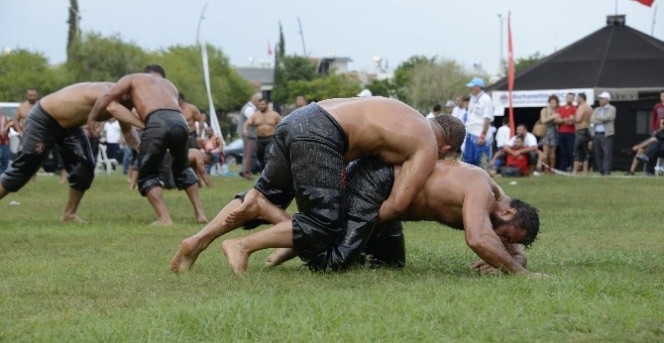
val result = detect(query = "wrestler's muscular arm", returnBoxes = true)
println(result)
[472,243,527,274]
[378,142,437,221]
[105,100,145,130]
[88,75,134,130]
[462,185,529,275]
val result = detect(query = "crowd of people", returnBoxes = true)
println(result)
[427,79,664,177]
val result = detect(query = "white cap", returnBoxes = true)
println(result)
[357,89,372,97]
[599,91,611,100]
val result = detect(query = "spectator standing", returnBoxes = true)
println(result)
[651,91,664,133]
[426,104,442,119]
[295,95,308,109]
[591,92,616,176]
[572,93,593,176]
[239,93,261,179]
[463,77,494,168]
[444,100,455,115]
[539,95,559,174]
[103,118,122,162]
[495,117,511,150]
[556,93,577,172]
[451,96,464,122]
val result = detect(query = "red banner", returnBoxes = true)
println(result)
[507,12,515,136]
[633,0,655,7]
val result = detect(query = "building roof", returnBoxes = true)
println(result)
[490,15,664,91]
[235,67,274,85]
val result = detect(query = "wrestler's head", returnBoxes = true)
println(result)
[144,64,166,78]
[431,114,466,159]
[490,198,539,247]
[257,98,268,112]
[26,88,38,104]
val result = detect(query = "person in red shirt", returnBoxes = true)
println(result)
[556,93,577,172]
[495,136,530,177]
[651,91,664,133]
[0,109,17,174]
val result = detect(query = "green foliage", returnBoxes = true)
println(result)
[402,57,474,113]
[514,51,546,72]
[0,49,65,101]
[66,31,149,82]
[272,55,318,104]
[0,174,663,342]
[286,73,361,102]
[392,55,434,102]
[66,0,80,57]
[365,78,394,98]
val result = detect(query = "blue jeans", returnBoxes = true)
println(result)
[463,133,491,167]
[0,144,10,174]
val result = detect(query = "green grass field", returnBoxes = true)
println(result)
[1,172,663,342]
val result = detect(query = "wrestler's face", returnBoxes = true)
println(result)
[258,100,268,112]
[27,90,38,104]
[494,224,527,245]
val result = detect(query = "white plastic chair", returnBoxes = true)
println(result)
[96,144,118,174]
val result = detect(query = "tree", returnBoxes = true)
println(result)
[66,31,149,82]
[148,44,253,112]
[272,55,318,104]
[392,55,435,103]
[286,73,360,102]
[514,52,545,72]
[402,57,474,113]
[0,49,64,101]
[66,0,80,60]
[365,78,393,98]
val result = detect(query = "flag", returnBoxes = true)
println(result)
[633,0,655,7]
[507,12,516,136]
[267,41,273,55]
[200,42,224,144]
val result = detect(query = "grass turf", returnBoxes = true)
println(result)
[0,172,663,342]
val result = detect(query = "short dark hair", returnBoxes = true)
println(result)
[517,123,527,129]
[178,92,185,101]
[547,94,559,104]
[509,198,540,247]
[144,64,166,77]
[462,96,470,102]
[566,92,575,97]
[433,104,442,112]
[578,93,587,101]
[433,115,466,152]
[502,116,509,125]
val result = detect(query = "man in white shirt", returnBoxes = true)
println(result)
[591,92,616,176]
[239,93,261,179]
[102,118,122,161]
[451,96,464,121]
[495,117,512,150]
[463,77,494,168]
[425,104,442,119]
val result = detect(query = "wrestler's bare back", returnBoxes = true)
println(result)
[394,160,504,228]
[119,73,180,121]
[319,97,436,163]
[39,82,114,129]
[181,102,202,132]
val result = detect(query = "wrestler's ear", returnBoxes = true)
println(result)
[499,207,517,221]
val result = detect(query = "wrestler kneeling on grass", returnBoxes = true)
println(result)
[171,98,457,272]
[220,158,543,278]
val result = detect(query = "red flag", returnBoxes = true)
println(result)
[507,12,515,136]
[267,41,273,55]
[633,0,655,7]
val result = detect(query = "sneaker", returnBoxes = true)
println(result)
[636,154,650,163]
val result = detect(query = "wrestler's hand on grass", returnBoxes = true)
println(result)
[471,260,499,275]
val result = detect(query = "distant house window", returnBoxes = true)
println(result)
[636,110,650,135]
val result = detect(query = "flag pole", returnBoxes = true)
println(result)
[653,5,658,36]
[507,11,515,136]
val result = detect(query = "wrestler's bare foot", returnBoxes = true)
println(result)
[225,189,264,227]
[196,214,209,224]
[150,219,173,226]
[221,239,249,275]
[60,214,87,224]
[170,238,201,273]
[265,248,296,268]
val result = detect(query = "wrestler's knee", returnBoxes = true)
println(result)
[68,160,95,191]
[138,177,161,196]
[174,167,198,191]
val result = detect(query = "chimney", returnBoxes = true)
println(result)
[607,15,626,26]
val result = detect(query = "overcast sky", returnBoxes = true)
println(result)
[2,0,660,76]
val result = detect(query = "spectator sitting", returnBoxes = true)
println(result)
[490,123,539,175]
[200,127,224,174]
[491,116,511,170]
[632,118,664,175]
[489,136,529,177]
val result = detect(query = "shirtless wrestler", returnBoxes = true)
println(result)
[88,65,207,225]
[242,98,281,170]
[178,92,205,149]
